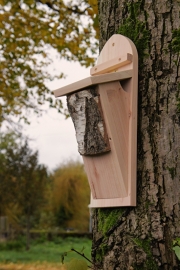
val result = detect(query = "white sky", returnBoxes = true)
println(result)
[23,59,90,172]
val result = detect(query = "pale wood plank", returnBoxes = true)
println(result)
[86,34,138,207]
[53,70,133,97]
[90,53,132,75]
[83,81,130,200]
[99,82,129,192]
[89,194,135,208]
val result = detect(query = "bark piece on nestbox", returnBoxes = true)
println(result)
[67,88,111,156]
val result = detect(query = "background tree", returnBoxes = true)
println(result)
[0,0,98,125]
[52,160,90,231]
[37,174,56,230]
[0,132,48,249]
[9,142,48,250]
[0,132,21,216]
[92,1,180,269]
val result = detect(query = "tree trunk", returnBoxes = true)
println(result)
[92,0,180,269]
[26,214,30,251]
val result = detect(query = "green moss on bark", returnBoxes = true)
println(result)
[132,238,158,270]
[118,1,150,67]
[171,29,180,55]
[95,242,109,262]
[97,208,124,236]
[167,167,176,180]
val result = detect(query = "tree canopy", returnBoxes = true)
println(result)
[0,132,49,248]
[0,0,98,125]
[0,132,18,214]
[0,132,48,216]
[52,160,90,231]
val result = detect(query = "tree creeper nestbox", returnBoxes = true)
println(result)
[53,34,138,207]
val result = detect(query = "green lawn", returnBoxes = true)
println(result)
[0,237,92,265]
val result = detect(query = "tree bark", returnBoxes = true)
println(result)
[92,0,180,269]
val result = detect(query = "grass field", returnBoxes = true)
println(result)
[0,237,92,270]
[0,262,66,270]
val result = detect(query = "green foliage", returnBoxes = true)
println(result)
[173,238,180,260]
[0,239,25,251]
[0,0,98,124]
[118,1,150,68]
[0,132,20,213]
[3,139,48,219]
[98,208,123,236]
[173,246,180,260]
[52,161,90,231]
[0,131,49,249]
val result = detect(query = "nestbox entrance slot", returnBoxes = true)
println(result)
[120,78,132,93]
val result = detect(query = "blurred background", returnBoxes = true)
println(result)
[0,0,98,269]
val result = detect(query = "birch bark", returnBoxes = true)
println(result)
[67,88,110,156]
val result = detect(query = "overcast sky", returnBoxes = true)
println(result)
[23,59,90,171]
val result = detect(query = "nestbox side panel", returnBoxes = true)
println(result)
[84,151,126,199]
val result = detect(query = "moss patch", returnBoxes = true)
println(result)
[132,238,158,270]
[167,166,176,180]
[171,29,180,55]
[118,1,150,68]
[97,208,124,236]
[95,242,109,262]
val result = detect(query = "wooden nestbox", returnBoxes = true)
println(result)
[53,34,138,207]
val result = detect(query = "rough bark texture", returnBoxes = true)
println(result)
[67,88,110,155]
[92,0,180,269]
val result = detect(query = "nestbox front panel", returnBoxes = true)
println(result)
[83,80,130,199]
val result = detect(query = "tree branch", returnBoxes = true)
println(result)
[71,248,93,265]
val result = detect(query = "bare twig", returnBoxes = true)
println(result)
[71,248,93,264]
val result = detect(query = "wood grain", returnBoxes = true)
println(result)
[85,34,138,207]
[83,81,130,199]
[90,53,132,75]
[53,70,133,97]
